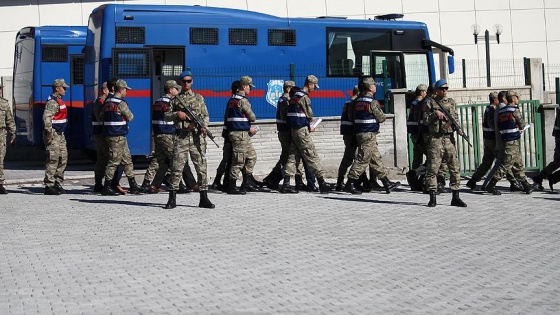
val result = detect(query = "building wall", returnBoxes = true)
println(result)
[1,0,560,78]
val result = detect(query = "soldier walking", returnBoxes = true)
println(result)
[0,82,16,194]
[485,90,533,194]
[164,70,214,209]
[532,100,560,190]
[423,79,467,207]
[43,79,70,195]
[101,80,143,196]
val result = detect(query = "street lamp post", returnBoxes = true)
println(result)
[472,24,503,87]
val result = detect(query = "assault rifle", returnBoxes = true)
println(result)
[179,105,219,148]
[433,99,473,147]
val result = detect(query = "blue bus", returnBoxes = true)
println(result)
[85,4,454,156]
[12,26,87,150]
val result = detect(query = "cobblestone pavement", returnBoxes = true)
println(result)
[1,161,560,314]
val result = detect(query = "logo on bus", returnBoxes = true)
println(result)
[266,80,284,107]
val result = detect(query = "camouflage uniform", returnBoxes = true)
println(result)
[423,96,461,192]
[166,90,210,191]
[103,98,135,182]
[227,96,257,181]
[92,96,109,185]
[43,94,68,187]
[0,97,16,186]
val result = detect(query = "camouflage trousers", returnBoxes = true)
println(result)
[143,134,174,182]
[285,127,324,178]
[93,134,109,180]
[0,129,7,184]
[471,139,515,182]
[492,139,527,182]
[170,130,208,191]
[347,132,387,180]
[277,130,304,176]
[425,135,461,191]
[338,134,358,179]
[44,131,68,187]
[228,130,257,181]
[104,136,135,182]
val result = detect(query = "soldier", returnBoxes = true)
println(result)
[164,70,214,209]
[532,101,560,190]
[423,79,467,207]
[100,79,143,196]
[43,78,70,195]
[282,75,332,193]
[0,82,16,194]
[405,84,429,191]
[140,80,181,192]
[343,77,400,195]
[224,76,262,194]
[91,81,110,193]
[485,90,533,194]
[210,80,239,192]
[336,85,360,191]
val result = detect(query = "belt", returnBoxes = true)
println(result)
[433,133,453,138]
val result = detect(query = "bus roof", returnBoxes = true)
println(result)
[16,26,87,43]
[94,4,427,31]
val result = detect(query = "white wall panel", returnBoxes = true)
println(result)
[0,32,16,73]
[164,0,207,5]
[545,9,560,41]
[402,0,439,13]
[38,3,83,26]
[365,0,402,16]
[439,0,475,12]
[439,11,477,46]
[247,0,287,17]
[510,0,544,10]
[286,0,326,17]
[545,0,560,9]
[474,0,509,11]
[473,9,513,44]
[511,9,546,42]
[405,12,442,43]
[512,42,547,61]
[206,0,247,10]
[325,0,365,18]
[0,5,40,31]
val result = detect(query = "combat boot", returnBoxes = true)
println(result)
[93,175,103,193]
[198,191,215,209]
[531,171,545,191]
[343,178,362,195]
[466,177,478,190]
[450,190,467,207]
[240,174,259,192]
[427,191,437,207]
[128,177,144,194]
[548,171,560,191]
[263,164,283,191]
[369,170,383,189]
[0,184,6,194]
[317,177,333,194]
[381,177,400,194]
[279,176,298,194]
[437,175,446,194]
[178,181,191,194]
[165,190,177,209]
[210,173,223,191]
[140,179,151,193]
[521,180,533,194]
[359,172,372,192]
[101,180,119,196]
[485,178,501,195]
[406,170,419,191]
[54,181,66,194]
[295,174,307,192]
[44,185,61,195]
[335,177,344,192]
[227,179,246,195]
[509,179,524,192]
[248,174,265,187]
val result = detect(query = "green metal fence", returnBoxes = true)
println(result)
[408,100,543,176]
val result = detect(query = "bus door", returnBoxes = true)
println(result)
[370,51,406,110]
[66,54,85,150]
[111,48,153,156]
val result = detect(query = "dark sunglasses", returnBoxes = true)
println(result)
[438,87,449,91]
[182,79,193,84]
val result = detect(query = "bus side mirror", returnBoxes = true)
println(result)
[448,55,455,74]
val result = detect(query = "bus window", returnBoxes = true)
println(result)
[113,50,150,78]
[404,53,430,90]
[327,28,390,77]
